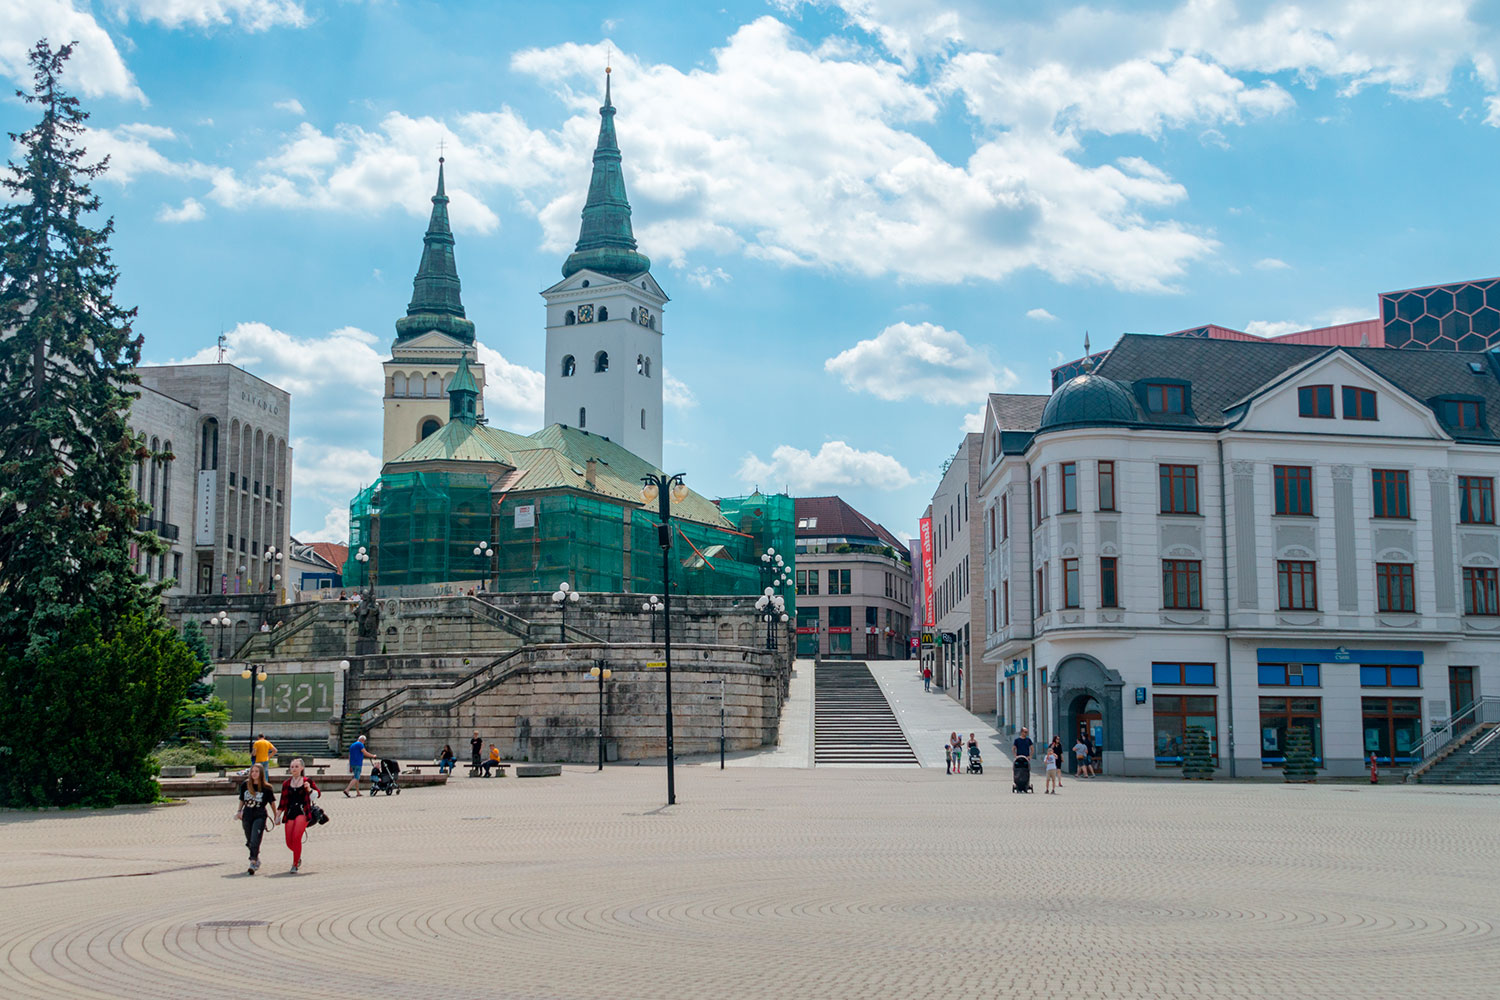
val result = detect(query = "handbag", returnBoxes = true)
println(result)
[308,801,329,825]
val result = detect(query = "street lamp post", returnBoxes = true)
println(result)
[551,582,580,642]
[759,547,794,651]
[262,546,283,594]
[240,662,268,758]
[588,661,612,771]
[471,540,494,593]
[641,471,689,806]
[208,610,232,659]
[755,588,789,651]
[640,594,663,643]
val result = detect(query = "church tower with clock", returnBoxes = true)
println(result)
[541,68,667,468]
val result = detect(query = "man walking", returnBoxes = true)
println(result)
[1012,726,1034,763]
[344,734,379,797]
[1073,735,1094,777]
[922,665,932,692]
[251,732,277,774]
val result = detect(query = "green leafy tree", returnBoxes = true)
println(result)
[0,41,195,805]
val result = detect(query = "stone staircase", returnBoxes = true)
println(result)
[813,662,917,766]
[1414,724,1500,784]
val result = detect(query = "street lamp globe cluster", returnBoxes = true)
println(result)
[240,662,268,757]
[262,545,282,592]
[760,546,793,590]
[472,540,494,590]
[208,610,232,658]
[755,587,789,650]
[551,581,579,641]
[641,594,664,642]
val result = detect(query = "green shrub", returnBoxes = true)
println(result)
[176,696,229,747]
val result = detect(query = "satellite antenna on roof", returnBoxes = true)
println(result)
[217,330,227,364]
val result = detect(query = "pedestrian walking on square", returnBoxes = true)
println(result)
[251,733,277,775]
[236,763,275,874]
[922,666,932,692]
[470,730,483,770]
[1073,736,1093,777]
[277,759,320,874]
[344,734,378,797]
[949,732,961,774]
[1043,747,1060,793]
[1012,727,1034,763]
[1049,735,1064,785]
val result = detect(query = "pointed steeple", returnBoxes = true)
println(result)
[561,67,652,280]
[447,353,479,424]
[396,158,476,343]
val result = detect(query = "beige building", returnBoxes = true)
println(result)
[793,496,913,660]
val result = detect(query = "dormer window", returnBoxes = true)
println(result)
[1437,397,1483,430]
[1141,381,1188,414]
[1298,384,1334,418]
[1342,386,1378,421]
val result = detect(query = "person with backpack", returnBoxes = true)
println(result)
[235,763,276,874]
[276,758,321,874]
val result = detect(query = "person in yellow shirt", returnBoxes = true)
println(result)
[252,733,277,773]
[481,744,502,776]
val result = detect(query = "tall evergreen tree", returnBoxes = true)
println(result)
[0,41,196,806]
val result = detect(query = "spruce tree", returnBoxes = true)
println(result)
[1282,726,1318,783]
[0,41,196,806]
[1182,725,1215,779]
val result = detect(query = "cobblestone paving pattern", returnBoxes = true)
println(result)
[1,770,1497,999]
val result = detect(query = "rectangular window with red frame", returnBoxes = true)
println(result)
[1372,469,1410,518]
[1463,566,1499,615]
[1063,557,1080,608]
[1343,386,1378,420]
[1036,565,1047,614]
[1376,562,1415,613]
[1060,462,1078,512]
[1001,494,1008,539]
[1298,384,1334,418]
[1460,476,1495,524]
[1162,559,1202,609]
[1098,460,1116,511]
[1002,579,1009,626]
[1277,560,1318,611]
[1099,557,1118,608]
[1273,465,1313,516]
[1159,464,1199,514]
[1034,476,1044,526]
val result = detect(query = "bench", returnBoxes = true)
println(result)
[515,764,562,778]
[159,765,196,779]
[467,762,509,778]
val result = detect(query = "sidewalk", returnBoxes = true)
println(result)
[726,658,814,768]
[866,661,1010,770]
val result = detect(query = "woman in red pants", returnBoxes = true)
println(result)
[276,758,321,874]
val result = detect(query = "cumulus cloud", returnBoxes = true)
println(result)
[1026,307,1057,321]
[157,197,206,222]
[960,406,986,432]
[474,343,546,428]
[825,321,1015,405]
[274,97,306,115]
[739,441,915,493]
[1254,256,1291,270]
[156,321,386,399]
[663,369,697,409]
[1243,319,1307,338]
[288,438,380,541]
[115,0,309,31]
[0,1,141,101]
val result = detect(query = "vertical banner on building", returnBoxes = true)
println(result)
[195,469,217,546]
[919,516,935,626]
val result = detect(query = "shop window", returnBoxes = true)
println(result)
[1376,562,1415,613]
[1062,558,1080,608]
[1298,384,1334,418]
[1260,697,1322,767]
[1362,697,1422,764]
[1161,559,1201,609]
[1099,557,1118,608]
[1159,464,1198,514]
[1277,560,1318,611]
[1257,663,1321,686]
[1460,476,1495,524]
[1154,694,1217,767]
[1372,469,1410,518]
[1343,386,1378,420]
[1151,662,1215,686]
[1097,460,1115,511]
[1273,465,1313,516]
[1463,566,1499,615]
[1359,665,1421,687]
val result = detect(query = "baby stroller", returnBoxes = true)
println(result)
[1011,755,1032,793]
[966,745,983,774]
[369,758,401,796]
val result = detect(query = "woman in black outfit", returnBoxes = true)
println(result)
[236,763,276,874]
[1048,735,1064,785]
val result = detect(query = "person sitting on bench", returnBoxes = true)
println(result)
[481,744,503,776]
[436,744,457,774]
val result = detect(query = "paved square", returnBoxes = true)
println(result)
[1,769,1496,999]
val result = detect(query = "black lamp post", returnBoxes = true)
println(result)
[551,581,579,641]
[640,594,663,643]
[263,546,283,593]
[240,662,268,757]
[641,471,687,806]
[588,661,612,770]
[756,588,788,650]
[471,540,494,592]
[208,611,231,659]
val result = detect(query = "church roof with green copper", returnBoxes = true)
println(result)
[396,159,476,344]
[561,70,653,281]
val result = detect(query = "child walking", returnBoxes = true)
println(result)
[1044,746,1060,793]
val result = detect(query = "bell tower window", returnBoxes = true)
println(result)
[561,355,576,377]
[598,306,608,321]
[420,418,441,440]
[565,310,576,326]
[579,407,587,428]
[595,351,609,373]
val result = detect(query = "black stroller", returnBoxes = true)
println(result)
[1011,755,1032,793]
[369,757,401,796]
[966,744,983,774]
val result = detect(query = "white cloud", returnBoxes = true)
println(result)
[0,5,140,101]
[114,0,309,31]
[157,197,205,222]
[156,321,386,400]
[474,343,545,428]
[86,124,211,185]
[663,369,697,409]
[289,438,380,540]
[310,504,351,544]
[1319,306,1375,326]
[1243,319,1307,338]
[825,321,1015,404]
[960,406,986,432]
[677,264,732,288]
[273,97,306,115]
[1254,256,1291,270]
[1487,96,1500,127]
[1026,307,1057,322]
[738,440,915,492]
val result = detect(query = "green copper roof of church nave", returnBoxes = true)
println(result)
[396,159,477,344]
[561,71,652,281]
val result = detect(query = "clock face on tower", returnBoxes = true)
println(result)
[578,304,594,323]
[637,307,652,327]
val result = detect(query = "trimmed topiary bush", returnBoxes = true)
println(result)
[1182,725,1215,779]
[1283,726,1318,783]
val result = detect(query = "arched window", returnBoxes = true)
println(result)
[561,355,576,377]
[579,407,587,428]
[421,418,441,440]
[644,356,652,377]
[631,307,638,324]
[649,315,656,331]
[598,306,608,322]
[201,418,218,470]
[149,437,159,514]
[565,310,576,326]
[393,372,407,397]
[161,440,172,520]
[595,351,609,373]
[636,353,645,374]
[640,408,646,429]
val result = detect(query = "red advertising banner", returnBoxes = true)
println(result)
[920,516,935,626]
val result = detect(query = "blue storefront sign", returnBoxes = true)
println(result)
[1256,646,1423,665]
[1004,657,1028,678]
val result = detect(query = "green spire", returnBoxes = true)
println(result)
[396,158,476,343]
[448,353,479,424]
[561,68,652,280]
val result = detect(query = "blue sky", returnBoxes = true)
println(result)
[5,0,1500,546]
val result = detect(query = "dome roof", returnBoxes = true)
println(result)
[1039,373,1139,431]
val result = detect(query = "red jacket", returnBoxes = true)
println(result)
[278,778,320,820]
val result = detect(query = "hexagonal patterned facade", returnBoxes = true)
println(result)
[1382,277,1500,351]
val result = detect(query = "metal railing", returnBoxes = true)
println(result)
[137,515,180,541]
[1410,696,1500,765]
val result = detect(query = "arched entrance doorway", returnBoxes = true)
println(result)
[1053,654,1124,774]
